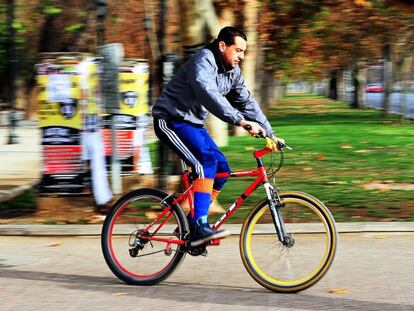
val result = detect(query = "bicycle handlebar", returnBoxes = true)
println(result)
[243,124,291,150]
[243,124,264,138]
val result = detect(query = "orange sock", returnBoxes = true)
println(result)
[193,178,214,221]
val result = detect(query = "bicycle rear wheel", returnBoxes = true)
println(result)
[240,191,337,293]
[101,188,188,285]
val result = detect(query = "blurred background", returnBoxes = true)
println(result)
[0,0,413,223]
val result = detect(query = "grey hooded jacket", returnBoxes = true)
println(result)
[151,41,274,137]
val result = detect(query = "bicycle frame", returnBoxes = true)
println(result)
[141,146,287,247]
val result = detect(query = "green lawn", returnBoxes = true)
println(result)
[152,95,414,222]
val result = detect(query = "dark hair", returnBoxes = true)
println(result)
[217,26,247,46]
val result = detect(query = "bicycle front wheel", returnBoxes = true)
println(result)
[240,191,337,293]
[101,188,188,285]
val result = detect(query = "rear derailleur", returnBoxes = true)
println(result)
[128,230,150,257]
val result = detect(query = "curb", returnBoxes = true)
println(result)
[0,180,39,203]
[0,222,413,236]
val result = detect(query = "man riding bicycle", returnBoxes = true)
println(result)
[152,26,284,246]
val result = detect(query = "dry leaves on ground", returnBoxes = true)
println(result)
[329,288,351,294]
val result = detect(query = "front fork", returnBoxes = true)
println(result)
[263,183,294,247]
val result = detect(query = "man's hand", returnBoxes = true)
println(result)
[239,120,266,137]
[265,136,286,150]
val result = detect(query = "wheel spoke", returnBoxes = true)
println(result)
[240,193,337,292]
[101,189,187,285]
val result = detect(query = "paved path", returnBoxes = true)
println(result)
[0,123,40,202]
[1,222,414,236]
[0,233,413,311]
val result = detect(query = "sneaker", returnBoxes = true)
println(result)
[173,213,194,238]
[190,220,230,247]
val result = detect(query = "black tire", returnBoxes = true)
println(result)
[101,188,188,285]
[240,191,337,293]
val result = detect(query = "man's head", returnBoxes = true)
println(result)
[217,27,247,69]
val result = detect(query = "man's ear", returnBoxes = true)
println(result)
[218,41,226,52]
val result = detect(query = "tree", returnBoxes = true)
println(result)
[257,0,324,106]
[177,0,229,146]
[258,0,414,113]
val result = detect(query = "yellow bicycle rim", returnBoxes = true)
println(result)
[245,196,334,286]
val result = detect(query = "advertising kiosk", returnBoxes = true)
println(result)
[102,59,151,173]
[36,54,86,193]
[36,53,112,205]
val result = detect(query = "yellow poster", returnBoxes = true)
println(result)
[119,61,149,116]
[85,61,100,115]
[37,73,82,129]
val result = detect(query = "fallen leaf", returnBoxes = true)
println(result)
[303,167,313,171]
[327,181,347,185]
[340,145,353,149]
[295,161,309,165]
[315,155,326,161]
[329,288,350,294]
[145,212,159,219]
[87,215,106,224]
[112,292,128,296]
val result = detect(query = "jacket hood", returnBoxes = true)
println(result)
[205,39,234,74]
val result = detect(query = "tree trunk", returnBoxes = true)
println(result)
[254,31,265,106]
[351,68,360,109]
[233,0,259,136]
[382,43,392,116]
[358,67,367,109]
[38,11,62,53]
[209,2,232,145]
[328,70,338,100]
[26,86,38,120]
[337,69,345,102]
[275,81,286,102]
[401,56,413,121]
[178,0,228,146]
[65,3,96,52]
[260,69,276,110]
[178,0,219,58]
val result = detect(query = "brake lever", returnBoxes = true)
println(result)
[271,137,292,151]
[277,142,292,150]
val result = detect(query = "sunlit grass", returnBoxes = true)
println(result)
[151,95,414,222]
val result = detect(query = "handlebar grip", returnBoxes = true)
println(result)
[243,124,264,138]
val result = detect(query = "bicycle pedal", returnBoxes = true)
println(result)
[208,238,221,246]
[186,244,207,256]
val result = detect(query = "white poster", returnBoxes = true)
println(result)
[47,74,72,103]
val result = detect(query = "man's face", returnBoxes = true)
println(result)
[219,36,246,69]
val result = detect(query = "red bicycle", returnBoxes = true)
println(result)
[101,140,337,293]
